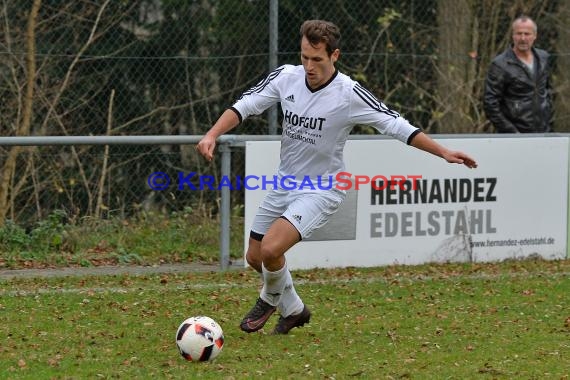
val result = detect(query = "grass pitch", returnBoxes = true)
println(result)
[1,259,569,379]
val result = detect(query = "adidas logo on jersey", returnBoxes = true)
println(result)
[285,94,295,102]
[292,214,302,223]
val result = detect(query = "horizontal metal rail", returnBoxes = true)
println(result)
[0,132,566,269]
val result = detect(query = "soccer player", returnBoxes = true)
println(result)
[196,20,477,334]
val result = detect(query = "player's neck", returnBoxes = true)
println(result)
[323,68,337,83]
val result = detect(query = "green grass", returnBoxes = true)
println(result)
[0,209,245,269]
[1,259,569,379]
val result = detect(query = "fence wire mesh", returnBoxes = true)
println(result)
[0,0,568,225]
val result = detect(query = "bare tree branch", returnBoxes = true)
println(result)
[39,0,111,135]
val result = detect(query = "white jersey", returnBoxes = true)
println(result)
[231,64,420,183]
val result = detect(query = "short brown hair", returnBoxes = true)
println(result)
[512,15,537,34]
[300,20,341,55]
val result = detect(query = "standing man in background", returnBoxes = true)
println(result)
[484,15,553,133]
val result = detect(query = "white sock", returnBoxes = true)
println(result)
[260,262,288,307]
[277,270,304,317]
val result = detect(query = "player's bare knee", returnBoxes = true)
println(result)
[259,242,284,263]
[245,251,262,272]
[245,238,263,271]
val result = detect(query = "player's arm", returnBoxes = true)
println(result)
[409,132,478,169]
[196,109,241,162]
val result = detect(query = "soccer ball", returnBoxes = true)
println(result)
[175,316,224,362]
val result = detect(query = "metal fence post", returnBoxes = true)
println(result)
[218,142,232,270]
[268,0,279,135]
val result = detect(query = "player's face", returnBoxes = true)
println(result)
[512,20,536,54]
[301,36,339,89]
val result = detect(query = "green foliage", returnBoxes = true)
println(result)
[377,8,402,29]
[0,209,244,269]
[0,259,569,378]
[0,210,68,258]
[28,210,68,250]
[0,220,30,250]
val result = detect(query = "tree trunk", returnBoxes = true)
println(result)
[554,0,570,131]
[0,0,41,225]
[436,0,474,133]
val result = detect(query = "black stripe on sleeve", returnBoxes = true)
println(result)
[407,129,422,145]
[353,83,400,118]
[238,67,285,100]
[229,107,243,124]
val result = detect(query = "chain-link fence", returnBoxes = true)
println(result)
[0,0,568,226]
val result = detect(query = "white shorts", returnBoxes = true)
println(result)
[251,188,346,240]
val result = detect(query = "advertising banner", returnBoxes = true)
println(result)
[245,137,568,270]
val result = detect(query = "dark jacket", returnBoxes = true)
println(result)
[483,47,553,133]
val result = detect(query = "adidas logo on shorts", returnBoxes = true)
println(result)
[292,214,302,223]
[285,94,295,102]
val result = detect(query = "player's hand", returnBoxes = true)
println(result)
[443,151,478,169]
[196,135,217,162]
